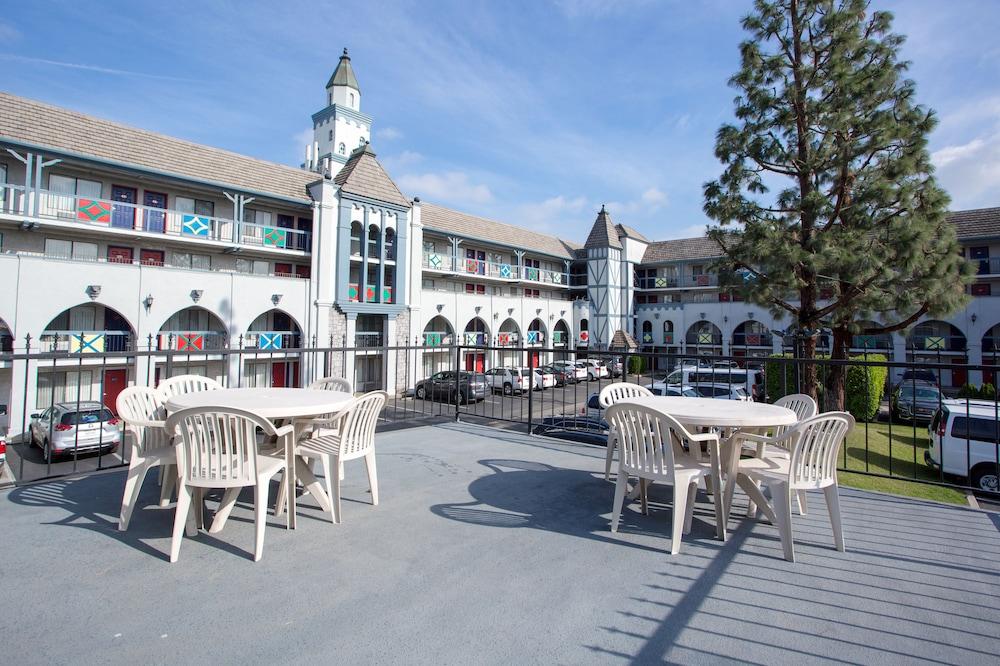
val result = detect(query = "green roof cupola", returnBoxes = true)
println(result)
[326,48,361,111]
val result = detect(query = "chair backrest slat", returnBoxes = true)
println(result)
[598,382,653,409]
[773,393,818,439]
[787,411,854,487]
[166,407,277,487]
[338,391,387,459]
[159,374,223,400]
[116,386,170,455]
[606,403,696,479]
[309,376,352,393]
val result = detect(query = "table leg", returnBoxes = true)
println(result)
[295,458,333,514]
[710,440,727,541]
[286,424,299,530]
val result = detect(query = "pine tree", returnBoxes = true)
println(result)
[703,0,972,406]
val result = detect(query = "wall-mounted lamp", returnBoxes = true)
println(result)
[748,312,755,320]
[971,313,978,324]
[699,312,706,320]
[474,306,482,314]
[436,304,444,313]
[493,312,499,319]
[508,308,514,316]
[723,316,728,323]
[560,310,566,317]
[536,308,542,316]
[653,313,660,320]
[85,285,101,300]
[190,289,203,303]
[549,313,555,320]
[271,294,283,306]
[142,294,154,311]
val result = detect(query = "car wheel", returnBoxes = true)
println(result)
[43,439,52,463]
[971,464,1000,493]
[415,386,426,400]
[503,383,513,396]
[589,373,596,381]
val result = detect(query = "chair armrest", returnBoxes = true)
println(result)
[273,423,296,440]
[296,401,354,430]
[687,432,720,444]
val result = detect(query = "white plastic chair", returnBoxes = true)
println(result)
[724,412,855,562]
[745,393,819,516]
[599,382,654,480]
[277,391,386,524]
[606,402,722,555]
[309,376,353,393]
[165,406,291,562]
[158,374,223,399]
[117,386,175,530]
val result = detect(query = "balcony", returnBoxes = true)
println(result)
[38,330,133,353]
[156,331,228,351]
[0,185,310,252]
[636,274,720,289]
[422,332,453,347]
[421,252,568,287]
[243,332,302,350]
[1,422,996,663]
[355,332,384,348]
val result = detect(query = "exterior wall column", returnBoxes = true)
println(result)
[385,316,397,392]
[344,314,357,388]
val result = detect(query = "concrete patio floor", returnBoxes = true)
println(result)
[1,422,998,664]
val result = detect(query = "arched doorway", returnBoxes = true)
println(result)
[156,307,228,387]
[982,323,1000,384]
[422,315,454,377]
[553,319,571,361]
[463,317,489,372]
[685,320,722,356]
[244,309,303,388]
[907,320,968,388]
[37,303,137,413]
[497,318,521,367]
[732,320,773,363]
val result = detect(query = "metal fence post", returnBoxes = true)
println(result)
[527,347,535,434]
[454,342,462,422]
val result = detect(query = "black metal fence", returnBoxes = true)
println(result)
[1,340,996,498]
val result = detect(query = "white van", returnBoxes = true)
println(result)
[927,399,1000,492]
[662,367,765,401]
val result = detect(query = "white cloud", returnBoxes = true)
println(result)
[932,132,1000,210]
[511,195,591,234]
[382,150,423,170]
[0,53,195,81]
[641,187,668,209]
[0,21,20,41]
[376,126,403,141]
[397,171,493,206]
[659,223,709,240]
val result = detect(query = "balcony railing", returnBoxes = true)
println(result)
[851,334,894,350]
[356,332,384,348]
[732,332,774,347]
[38,330,133,353]
[907,334,967,353]
[156,331,228,351]
[636,273,719,289]
[422,331,453,347]
[422,252,567,286]
[685,332,724,346]
[496,332,520,346]
[0,185,310,252]
[243,331,301,350]
[974,256,1000,275]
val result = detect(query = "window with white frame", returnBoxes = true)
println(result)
[244,209,272,226]
[44,238,97,261]
[236,258,269,275]
[175,197,215,218]
[46,174,102,218]
[172,251,212,270]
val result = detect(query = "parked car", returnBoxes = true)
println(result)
[29,402,121,462]
[691,383,751,401]
[662,366,765,401]
[483,367,528,395]
[927,400,1000,492]
[414,371,489,403]
[540,364,572,387]
[552,361,587,383]
[674,358,713,371]
[0,433,5,471]
[578,359,610,381]
[643,381,701,397]
[516,367,554,390]
[897,368,939,387]
[533,416,609,447]
[607,359,624,377]
[713,360,739,369]
[891,381,942,422]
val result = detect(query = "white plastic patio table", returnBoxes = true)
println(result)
[165,387,354,529]
[623,396,797,541]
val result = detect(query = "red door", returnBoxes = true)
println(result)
[530,351,540,368]
[465,353,484,372]
[271,362,287,388]
[103,369,127,414]
[274,263,292,277]
[108,246,133,264]
[952,359,967,387]
[140,249,164,266]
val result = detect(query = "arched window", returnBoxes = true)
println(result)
[641,320,653,344]
[663,320,674,345]
[349,92,355,106]
[338,143,346,155]
[328,129,333,141]
[328,92,332,106]
[359,136,366,147]
[384,228,396,260]
[350,221,362,255]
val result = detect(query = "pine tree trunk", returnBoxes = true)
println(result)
[826,325,850,412]
[800,334,818,402]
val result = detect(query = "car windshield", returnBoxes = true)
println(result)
[60,408,114,425]
[520,370,532,376]
[899,387,939,400]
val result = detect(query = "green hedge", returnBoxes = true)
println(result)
[764,353,888,422]
[627,354,647,375]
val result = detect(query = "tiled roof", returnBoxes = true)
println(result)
[948,207,1000,239]
[0,92,316,203]
[610,329,639,351]
[615,223,649,243]
[642,236,724,263]
[584,206,622,249]
[420,202,581,259]
[333,143,410,208]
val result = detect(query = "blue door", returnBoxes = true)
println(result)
[144,191,167,232]
[111,186,136,229]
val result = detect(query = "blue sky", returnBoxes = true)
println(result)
[2,0,998,243]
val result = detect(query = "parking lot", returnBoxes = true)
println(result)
[4,435,126,485]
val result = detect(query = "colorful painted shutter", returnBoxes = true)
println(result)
[365,286,377,302]
[924,336,945,350]
[70,333,105,354]
[424,332,442,347]
[698,332,713,344]
[695,275,710,286]
[579,331,589,343]
[259,332,282,350]
[382,286,393,303]
[182,215,210,237]
[348,284,359,301]
[263,227,287,248]
[497,332,510,346]
[663,333,673,344]
[77,200,111,225]
[746,333,761,345]
[177,333,204,351]
[427,253,444,269]
[526,267,539,281]
[526,331,539,344]
[499,264,512,279]
[642,332,653,343]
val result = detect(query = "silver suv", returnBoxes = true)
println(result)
[30,402,121,462]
